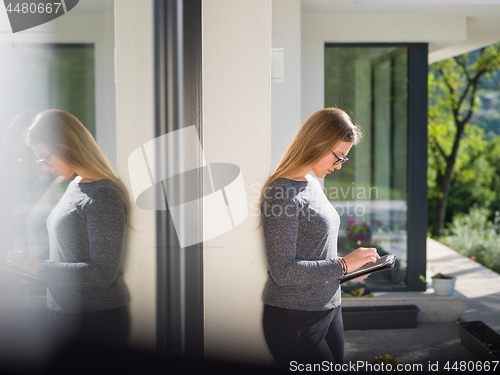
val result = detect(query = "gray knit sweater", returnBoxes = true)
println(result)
[41,179,129,313]
[261,176,343,311]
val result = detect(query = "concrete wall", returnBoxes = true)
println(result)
[115,0,156,349]
[271,0,302,173]
[202,0,272,365]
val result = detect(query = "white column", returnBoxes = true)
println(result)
[202,0,272,365]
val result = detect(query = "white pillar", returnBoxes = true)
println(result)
[202,0,272,364]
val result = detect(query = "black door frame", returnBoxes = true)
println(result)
[154,0,204,357]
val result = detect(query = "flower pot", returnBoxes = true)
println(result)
[342,305,419,330]
[432,277,456,296]
[457,321,500,361]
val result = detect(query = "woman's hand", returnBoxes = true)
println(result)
[5,251,43,276]
[342,247,379,273]
[355,273,371,281]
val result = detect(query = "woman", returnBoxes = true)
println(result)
[5,109,130,346]
[260,107,379,367]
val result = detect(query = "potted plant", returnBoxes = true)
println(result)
[346,218,372,247]
[431,272,456,296]
[420,271,456,296]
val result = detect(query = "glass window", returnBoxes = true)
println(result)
[325,45,408,290]
[0,43,95,135]
[0,43,95,258]
[0,2,115,367]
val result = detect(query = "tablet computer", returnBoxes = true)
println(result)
[340,253,396,284]
[0,261,45,285]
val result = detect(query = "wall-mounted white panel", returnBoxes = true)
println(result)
[271,48,284,82]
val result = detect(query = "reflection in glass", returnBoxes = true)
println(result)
[0,44,96,370]
[325,46,408,290]
[0,44,95,259]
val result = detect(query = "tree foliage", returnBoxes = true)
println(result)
[428,43,500,236]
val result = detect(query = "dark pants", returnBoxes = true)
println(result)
[263,304,344,368]
[47,305,130,346]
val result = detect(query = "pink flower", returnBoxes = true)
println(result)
[470,256,476,261]
[347,217,356,228]
[490,264,495,269]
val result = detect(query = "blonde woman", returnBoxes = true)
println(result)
[6,109,130,345]
[261,107,379,367]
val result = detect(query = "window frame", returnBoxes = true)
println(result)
[154,0,204,356]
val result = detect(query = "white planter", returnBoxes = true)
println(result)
[432,277,456,296]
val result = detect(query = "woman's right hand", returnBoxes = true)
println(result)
[5,251,43,276]
[342,247,379,273]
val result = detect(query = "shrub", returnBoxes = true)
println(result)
[444,206,500,272]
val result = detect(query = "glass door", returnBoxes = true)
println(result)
[325,45,409,290]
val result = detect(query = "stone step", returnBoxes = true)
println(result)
[341,288,467,322]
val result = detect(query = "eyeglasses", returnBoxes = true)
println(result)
[331,151,348,166]
[36,153,52,167]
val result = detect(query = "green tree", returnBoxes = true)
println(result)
[445,126,496,222]
[485,135,500,217]
[428,44,500,237]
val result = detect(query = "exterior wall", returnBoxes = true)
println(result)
[115,0,156,349]
[271,0,301,173]
[202,0,272,364]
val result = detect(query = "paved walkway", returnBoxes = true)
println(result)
[426,238,500,331]
[343,238,500,366]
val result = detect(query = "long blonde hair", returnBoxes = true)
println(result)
[260,107,363,207]
[26,109,131,218]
